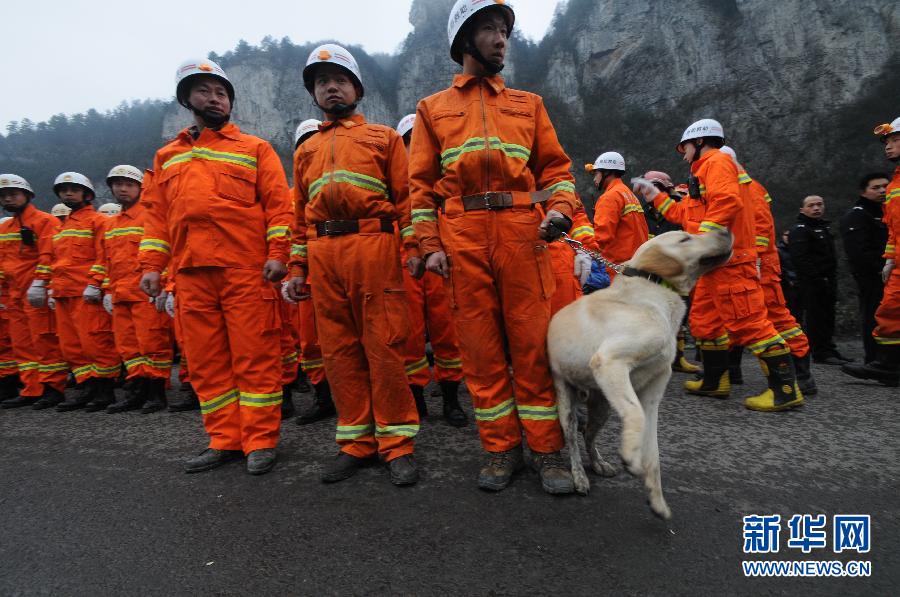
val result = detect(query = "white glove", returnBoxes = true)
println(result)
[630,177,660,202]
[83,284,103,302]
[153,290,168,313]
[27,280,47,307]
[884,259,896,283]
[47,289,56,311]
[102,294,113,314]
[165,293,176,318]
[281,280,297,304]
[573,252,592,286]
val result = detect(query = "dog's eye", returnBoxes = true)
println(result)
[679,237,691,243]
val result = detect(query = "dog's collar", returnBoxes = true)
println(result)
[621,266,665,286]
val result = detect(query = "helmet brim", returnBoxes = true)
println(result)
[302,62,364,99]
[450,4,515,65]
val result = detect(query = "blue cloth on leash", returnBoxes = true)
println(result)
[582,260,610,294]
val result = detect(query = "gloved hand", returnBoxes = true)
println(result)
[631,177,660,202]
[47,289,56,311]
[582,260,611,294]
[573,252,592,286]
[27,280,48,308]
[153,290,168,313]
[165,293,176,318]
[102,293,113,315]
[539,210,572,241]
[281,281,297,304]
[83,284,103,303]
[884,259,896,283]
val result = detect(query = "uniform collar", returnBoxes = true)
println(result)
[180,122,241,142]
[67,205,96,222]
[691,147,721,173]
[452,73,506,94]
[320,113,367,130]
[120,201,144,220]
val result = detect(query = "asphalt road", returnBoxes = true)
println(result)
[0,339,897,596]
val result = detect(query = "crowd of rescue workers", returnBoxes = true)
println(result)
[1,0,897,492]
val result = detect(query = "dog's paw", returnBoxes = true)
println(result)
[620,453,644,477]
[589,455,618,477]
[648,496,672,520]
[573,469,591,495]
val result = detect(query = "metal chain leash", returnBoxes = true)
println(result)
[554,232,626,275]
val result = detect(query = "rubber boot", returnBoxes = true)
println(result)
[792,352,818,396]
[168,382,200,412]
[141,378,168,414]
[85,378,117,412]
[684,349,730,397]
[439,380,467,427]
[410,384,427,418]
[841,345,900,387]
[57,379,96,412]
[728,346,744,385]
[744,350,804,412]
[31,386,65,410]
[671,336,700,373]
[107,377,149,413]
[296,380,336,425]
[0,374,20,402]
[281,385,296,420]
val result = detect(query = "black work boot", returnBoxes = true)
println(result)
[478,445,525,491]
[841,345,899,387]
[531,450,576,495]
[728,346,744,385]
[246,448,277,475]
[2,394,38,409]
[85,378,117,412]
[388,454,419,486]
[744,350,804,412]
[57,379,96,412]
[107,377,148,413]
[141,379,168,414]
[31,386,65,410]
[321,452,375,483]
[281,385,296,420]
[294,366,311,393]
[684,349,730,397]
[792,352,818,395]
[168,382,200,412]
[410,384,428,418]
[0,374,20,402]
[439,380,467,427]
[296,380,336,425]
[184,448,243,473]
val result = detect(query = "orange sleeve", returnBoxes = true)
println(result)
[592,190,621,252]
[387,130,418,258]
[138,166,172,274]
[89,216,109,287]
[652,191,688,227]
[33,214,59,281]
[289,168,309,278]
[408,101,444,256]
[885,182,898,260]
[528,96,577,218]
[571,207,599,252]
[256,141,293,264]
[698,159,741,234]
[751,188,770,256]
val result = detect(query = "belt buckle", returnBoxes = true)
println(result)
[483,192,498,210]
[323,220,338,236]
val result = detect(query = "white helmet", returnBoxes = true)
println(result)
[294,119,322,147]
[302,44,364,98]
[175,58,234,109]
[874,117,900,139]
[0,216,11,224]
[677,118,725,152]
[98,203,122,217]
[448,0,515,65]
[585,151,626,173]
[0,174,34,197]
[396,114,416,139]
[51,203,72,217]
[53,172,95,199]
[106,164,143,187]
[719,145,738,163]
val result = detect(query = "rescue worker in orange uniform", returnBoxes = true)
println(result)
[408,0,576,493]
[42,172,120,412]
[138,59,292,476]
[633,119,802,412]
[284,45,420,486]
[0,178,67,409]
[549,203,596,316]
[285,118,336,425]
[396,113,467,426]
[842,117,900,386]
[95,165,174,414]
[587,151,649,278]
[720,146,816,395]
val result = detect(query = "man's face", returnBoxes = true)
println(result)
[188,76,231,117]
[861,178,889,203]
[800,196,825,219]
[885,133,900,161]
[57,183,88,208]
[0,188,29,211]
[110,178,141,207]
[679,142,698,163]
[313,64,358,113]
[470,10,508,68]
[592,171,603,187]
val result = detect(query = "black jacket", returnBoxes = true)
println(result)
[839,198,887,278]
[788,213,836,281]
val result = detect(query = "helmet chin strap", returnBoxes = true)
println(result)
[315,99,359,120]
[464,35,504,75]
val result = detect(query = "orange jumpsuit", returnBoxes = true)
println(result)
[290,114,419,462]
[294,286,325,385]
[279,299,299,386]
[550,206,597,316]
[0,282,17,379]
[139,123,292,454]
[0,205,67,394]
[50,205,120,383]
[873,167,900,346]
[409,74,576,453]
[592,178,649,277]
[743,172,809,357]
[653,149,786,356]
[93,185,174,382]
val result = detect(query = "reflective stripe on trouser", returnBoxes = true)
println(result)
[0,311,16,377]
[873,270,900,345]
[296,297,326,385]
[760,272,809,358]
[309,233,419,461]
[690,262,786,355]
[55,297,120,382]
[440,208,564,453]
[549,242,583,317]
[111,300,174,380]
[177,267,283,453]
[402,265,463,385]
[6,298,67,394]
[279,300,299,386]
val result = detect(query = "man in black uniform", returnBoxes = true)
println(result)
[788,195,852,365]
[839,173,890,364]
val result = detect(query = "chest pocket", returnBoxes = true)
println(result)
[157,166,183,199]
[70,238,95,260]
[431,110,468,149]
[217,165,257,205]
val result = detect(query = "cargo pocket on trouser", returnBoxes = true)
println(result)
[534,245,556,300]
[367,288,409,346]
[716,281,755,322]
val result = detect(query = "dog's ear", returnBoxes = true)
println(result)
[634,245,684,278]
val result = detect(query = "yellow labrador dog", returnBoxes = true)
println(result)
[547,230,732,519]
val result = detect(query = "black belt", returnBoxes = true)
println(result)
[314,218,394,237]
[460,190,552,211]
